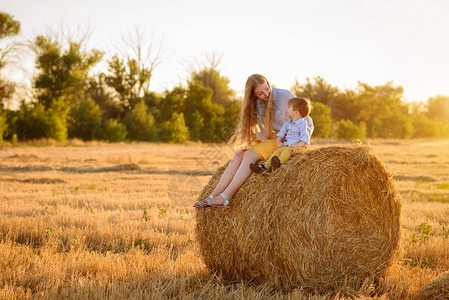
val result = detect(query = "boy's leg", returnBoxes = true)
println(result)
[278,145,294,164]
[279,143,308,164]
[265,147,284,167]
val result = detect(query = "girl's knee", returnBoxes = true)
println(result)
[231,150,244,163]
[234,150,244,158]
[243,149,261,162]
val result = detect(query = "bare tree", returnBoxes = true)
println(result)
[116,27,167,96]
[183,51,224,76]
[182,52,236,106]
[0,11,24,108]
[0,42,20,70]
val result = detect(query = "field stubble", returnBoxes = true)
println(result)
[0,140,448,299]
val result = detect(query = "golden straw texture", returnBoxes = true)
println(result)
[195,145,401,293]
[419,272,449,300]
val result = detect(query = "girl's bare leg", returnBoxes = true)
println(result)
[209,150,245,197]
[195,150,245,205]
[209,149,261,205]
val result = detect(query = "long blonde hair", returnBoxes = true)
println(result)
[229,74,274,148]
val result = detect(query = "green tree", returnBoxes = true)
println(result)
[220,100,241,142]
[291,77,341,106]
[15,102,46,140]
[144,91,162,122]
[180,54,239,142]
[309,102,331,138]
[412,115,444,138]
[334,119,366,140]
[123,100,155,141]
[189,110,204,141]
[68,99,103,140]
[102,119,127,142]
[0,12,20,39]
[161,112,189,143]
[426,95,449,121]
[183,79,224,142]
[105,56,142,111]
[46,103,68,141]
[105,28,163,114]
[15,102,48,140]
[360,82,408,138]
[191,67,235,107]
[86,75,121,121]
[14,100,68,141]
[376,114,414,139]
[187,53,236,107]
[32,35,104,109]
[0,79,15,108]
[157,86,186,122]
[330,81,409,138]
[105,30,163,113]
[328,89,358,122]
[0,109,7,143]
[1,109,17,141]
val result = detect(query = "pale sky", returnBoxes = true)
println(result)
[2,0,449,102]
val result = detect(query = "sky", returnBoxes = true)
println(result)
[2,0,449,102]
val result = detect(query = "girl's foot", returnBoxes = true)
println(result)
[209,193,231,208]
[193,195,213,208]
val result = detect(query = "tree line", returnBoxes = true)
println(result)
[0,12,448,144]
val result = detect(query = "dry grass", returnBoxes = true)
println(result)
[0,140,448,299]
[417,272,449,300]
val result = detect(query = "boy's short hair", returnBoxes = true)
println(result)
[288,97,312,117]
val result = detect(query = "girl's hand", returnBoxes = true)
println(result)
[268,132,278,139]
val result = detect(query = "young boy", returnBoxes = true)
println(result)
[250,97,312,173]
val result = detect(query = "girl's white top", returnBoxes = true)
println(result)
[256,88,314,139]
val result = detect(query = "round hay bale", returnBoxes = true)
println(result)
[419,272,449,300]
[195,145,401,293]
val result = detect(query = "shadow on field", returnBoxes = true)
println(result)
[0,163,214,176]
[0,178,67,184]
[394,174,438,182]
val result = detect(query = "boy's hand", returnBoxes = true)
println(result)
[276,141,284,149]
[290,143,304,155]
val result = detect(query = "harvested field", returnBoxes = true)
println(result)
[0,139,448,299]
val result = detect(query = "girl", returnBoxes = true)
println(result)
[194,74,314,208]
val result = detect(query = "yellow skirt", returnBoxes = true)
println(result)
[250,139,278,160]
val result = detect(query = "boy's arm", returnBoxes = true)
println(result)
[291,122,310,155]
[297,121,310,145]
[276,135,284,148]
[276,121,288,139]
[276,122,288,148]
